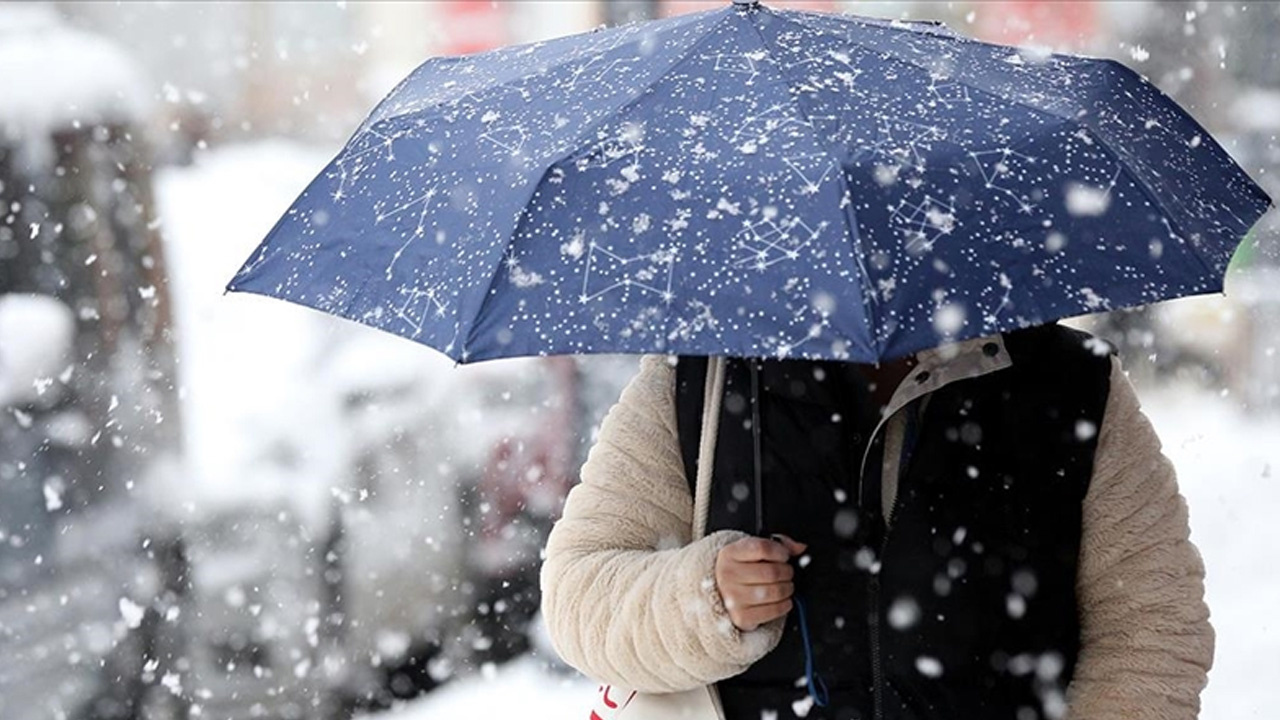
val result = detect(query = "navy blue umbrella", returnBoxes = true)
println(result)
[227,0,1272,363]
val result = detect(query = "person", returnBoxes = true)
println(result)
[540,322,1213,720]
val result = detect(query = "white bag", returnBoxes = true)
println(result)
[583,358,730,720]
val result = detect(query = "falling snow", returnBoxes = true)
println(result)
[3,2,1278,720]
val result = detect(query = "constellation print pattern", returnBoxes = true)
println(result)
[330,126,424,201]
[707,50,770,84]
[864,119,947,171]
[478,124,530,155]
[374,185,443,277]
[563,55,639,91]
[573,130,647,173]
[968,148,1040,214]
[733,216,826,270]
[580,243,676,304]
[783,153,838,195]
[728,103,814,147]
[392,282,450,339]
[928,79,973,108]
[888,29,951,60]
[667,300,719,343]
[891,195,958,253]
[227,2,1271,365]
[983,272,1015,325]
[1001,51,1082,90]
[772,309,834,359]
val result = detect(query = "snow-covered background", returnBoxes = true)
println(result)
[2,2,1278,719]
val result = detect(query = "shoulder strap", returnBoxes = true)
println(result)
[675,356,726,542]
[674,356,707,498]
[693,358,726,541]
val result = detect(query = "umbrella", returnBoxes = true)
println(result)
[227,0,1271,365]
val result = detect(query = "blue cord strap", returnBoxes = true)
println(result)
[793,595,830,707]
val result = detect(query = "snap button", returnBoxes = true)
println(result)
[982,342,999,357]
[915,370,931,383]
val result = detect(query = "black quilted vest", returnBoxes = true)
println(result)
[675,324,1113,720]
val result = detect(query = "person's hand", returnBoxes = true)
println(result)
[714,534,808,631]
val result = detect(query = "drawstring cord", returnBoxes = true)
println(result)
[794,594,830,707]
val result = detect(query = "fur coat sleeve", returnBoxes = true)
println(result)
[1065,356,1214,719]
[539,355,785,693]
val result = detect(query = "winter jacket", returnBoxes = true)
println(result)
[540,327,1213,720]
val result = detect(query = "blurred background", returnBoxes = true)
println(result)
[0,1,1276,719]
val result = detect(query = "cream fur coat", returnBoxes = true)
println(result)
[540,347,1213,719]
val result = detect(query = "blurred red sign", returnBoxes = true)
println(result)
[972,0,1098,49]
[438,0,508,55]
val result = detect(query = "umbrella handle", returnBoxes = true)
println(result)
[750,359,765,537]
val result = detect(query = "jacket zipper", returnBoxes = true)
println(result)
[869,571,884,720]
[864,405,912,720]
[868,482,901,720]
[861,425,888,720]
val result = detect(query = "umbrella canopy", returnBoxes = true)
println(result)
[227,1,1272,363]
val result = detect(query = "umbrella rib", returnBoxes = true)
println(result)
[788,10,1261,301]
[776,7,1052,59]
[364,9,723,134]
[534,8,739,184]
[775,9,1094,129]
[1070,125,1223,287]
[746,9,882,358]
[1084,59,1273,274]
[459,9,739,359]
[782,5,1231,200]
[768,11,1236,324]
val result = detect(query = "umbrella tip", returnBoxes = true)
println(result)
[732,0,760,8]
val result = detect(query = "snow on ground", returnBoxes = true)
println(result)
[365,654,592,720]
